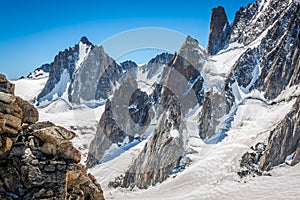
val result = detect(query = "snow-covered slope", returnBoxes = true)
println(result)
[92,97,298,199]
[12,69,49,102]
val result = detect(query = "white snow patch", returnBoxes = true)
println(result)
[12,75,49,102]
[202,43,246,91]
[38,69,71,105]
[76,41,92,70]
[170,129,179,138]
[275,85,300,102]
[285,152,295,165]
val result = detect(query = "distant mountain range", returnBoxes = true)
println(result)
[8,0,300,199]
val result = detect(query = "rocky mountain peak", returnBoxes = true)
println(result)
[181,35,201,51]
[207,6,230,55]
[148,52,174,65]
[178,35,206,71]
[80,36,93,46]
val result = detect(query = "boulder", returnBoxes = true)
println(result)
[15,96,38,124]
[32,126,76,145]
[0,112,22,134]
[0,74,14,95]
[0,92,16,105]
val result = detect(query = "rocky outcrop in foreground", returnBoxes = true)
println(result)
[0,74,104,200]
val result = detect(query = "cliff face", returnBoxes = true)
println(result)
[229,1,300,100]
[259,97,300,171]
[207,6,230,55]
[0,74,104,200]
[86,52,179,169]
[111,95,185,189]
[69,45,122,104]
[141,52,174,80]
[86,77,153,168]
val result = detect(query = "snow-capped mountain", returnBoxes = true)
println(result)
[9,0,300,199]
[36,36,141,108]
[37,36,94,106]
[103,0,300,195]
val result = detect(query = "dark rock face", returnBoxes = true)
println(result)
[230,0,295,45]
[37,46,79,102]
[178,36,206,71]
[70,46,122,103]
[80,36,93,46]
[69,46,139,105]
[86,99,130,168]
[86,77,153,168]
[228,1,300,100]
[207,6,230,55]
[111,95,185,189]
[229,2,260,44]
[228,48,261,92]
[172,37,206,106]
[162,52,205,109]
[37,36,95,103]
[86,52,177,169]
[198,88,234,141]
[129,89,151,126]
[255,2,300,99]
[238,143,266,178]
[108,36,206,189]
[201,1,300,143]
[37,37,139,106]
[0,74,104,200]
[148,52,174,65]
[259,97,300,171]
[120,60,138,78]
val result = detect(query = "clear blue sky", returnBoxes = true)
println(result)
[0,0,254,79]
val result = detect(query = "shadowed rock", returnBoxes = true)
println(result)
[207,6,230,55]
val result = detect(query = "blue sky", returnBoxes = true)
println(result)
[0,0,254,79]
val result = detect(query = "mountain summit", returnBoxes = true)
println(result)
[207,6,230,55]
